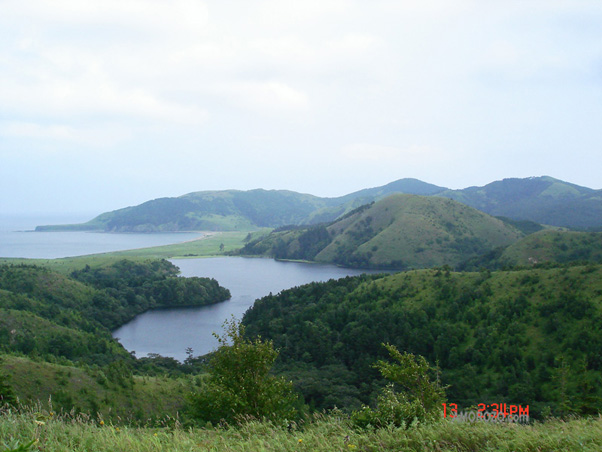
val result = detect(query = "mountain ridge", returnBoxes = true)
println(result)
[35,176,602,232]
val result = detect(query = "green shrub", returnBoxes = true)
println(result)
[187,318,300,425]
[352,344,445,429]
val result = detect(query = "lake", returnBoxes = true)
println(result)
[0,217,381,361]
[113,257,382,361]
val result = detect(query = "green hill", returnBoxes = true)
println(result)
[35,176,602,233]
[439,176,602,229]
[240,194,524,269]
[36,189,334,232]
[304,178,448,224]
[35,179,446,233]
[242,264,602,416]
[459,230,602,270]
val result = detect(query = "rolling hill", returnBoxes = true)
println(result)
[35,176,602,232]
[438,176,602,229]
[239,194,524,269]
[36,190,334,232]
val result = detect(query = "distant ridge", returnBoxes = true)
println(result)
[437,176,602,229]
[36,176,602,232]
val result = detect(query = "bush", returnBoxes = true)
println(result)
[188,318,300,425]
[351,344,445,429]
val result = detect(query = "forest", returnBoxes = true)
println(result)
[242,263,602,418]
[0,260,230,364]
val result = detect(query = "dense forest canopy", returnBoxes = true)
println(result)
[242,264,602,417]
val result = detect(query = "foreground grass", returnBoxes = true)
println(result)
[2,407,602,452]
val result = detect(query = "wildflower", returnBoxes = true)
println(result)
[99,420,105,426]
[298,439,303,443]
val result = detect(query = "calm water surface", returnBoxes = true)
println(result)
[0,215,201,258]
[0,216,382,362]
[113,257,383,361]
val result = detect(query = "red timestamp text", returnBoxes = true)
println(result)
[442,403,530,422]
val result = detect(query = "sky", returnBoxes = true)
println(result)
[1,0,602,216]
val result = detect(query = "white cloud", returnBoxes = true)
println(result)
[0,121,131,149]
[217,81,310,113]
[340,143,443,163]
[3,0,209,35]
[2,0,602,213]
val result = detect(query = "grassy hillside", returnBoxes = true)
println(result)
[0,355,189,422]
[36,190,332,233]
[240,194,523,269]
[35,176,602,233]
[243,264,602,416]
[439,176,602,229]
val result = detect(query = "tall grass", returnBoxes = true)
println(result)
[2,404,602,452]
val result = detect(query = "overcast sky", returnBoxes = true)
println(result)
[1,0,602,216]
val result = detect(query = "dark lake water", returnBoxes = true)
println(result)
[112,257,383,361]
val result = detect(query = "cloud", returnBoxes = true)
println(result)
[217,81,310,113]
[3,0,210,35]
[0,121,131,150]
[2,0,602,213]
[340,143,443,163]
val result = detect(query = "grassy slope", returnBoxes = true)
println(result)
[37,189,330,232]
[317,194,523,268]
[242,194,524,269]
[1,355,188,421]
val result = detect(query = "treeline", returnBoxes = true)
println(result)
[70,259,231,329]
[0,260,230,365]
[242,264,602,417]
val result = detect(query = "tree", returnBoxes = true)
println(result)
[352,344,446,428]
[188,318,299,425]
